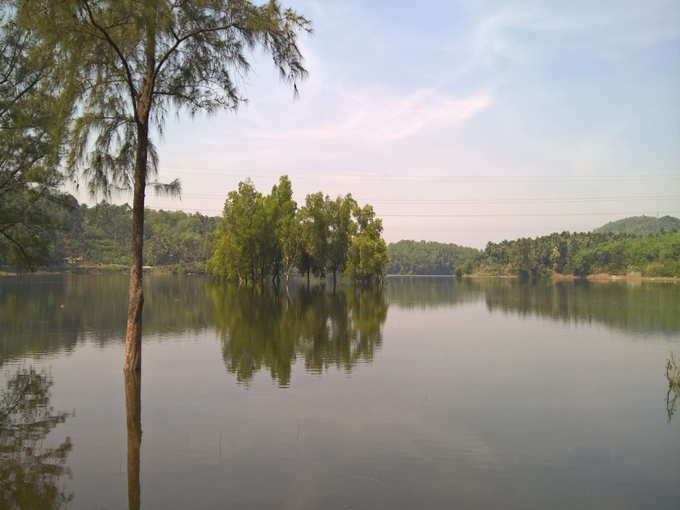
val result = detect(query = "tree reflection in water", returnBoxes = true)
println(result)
[0,368,73,509]
[208,283,388,386]
[666,353,680,422]
[125,371,141,510]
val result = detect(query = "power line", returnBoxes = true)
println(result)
[143,205,680,219]
[157,167,680,182]
[155,192,680,203]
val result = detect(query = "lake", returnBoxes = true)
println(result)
[1,274,678,509]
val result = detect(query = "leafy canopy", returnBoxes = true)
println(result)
[18,0,311,195]
[0,10,75,269]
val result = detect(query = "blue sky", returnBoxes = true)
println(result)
[134,0,680,247]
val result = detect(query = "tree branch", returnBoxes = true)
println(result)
[152,22,241,87]
[81,0,139,120]
[0,227,35,270]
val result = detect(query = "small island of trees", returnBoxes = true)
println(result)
[206,176,388,287]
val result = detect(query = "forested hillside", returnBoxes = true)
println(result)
[0,198,219,270]
[469,230,680,279]
[594,215,680,235]
[386,240,479,275]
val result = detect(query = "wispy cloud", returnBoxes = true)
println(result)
[254,89,492,143]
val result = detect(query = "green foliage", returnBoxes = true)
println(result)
[0,12,75,270]
[346,205,388,285]
[386,240,479,275]
[299,192,331,277]
[206,179,268,282]
[468,230,680,279]
[19,0,311,197]
[594,215,680,235]
[0,197,219,269]
[207,177,387,284]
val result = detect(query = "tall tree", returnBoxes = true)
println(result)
[208,179,264,284]
[299,192,330,280]
[21,0,311,371]
[327,194,356,287]
[270,175,298,287]
[346,204,388,285]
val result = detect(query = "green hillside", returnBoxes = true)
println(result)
[594,215,680,235]
[386,240,479,275]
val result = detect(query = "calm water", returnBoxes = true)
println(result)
[1,274,679,509]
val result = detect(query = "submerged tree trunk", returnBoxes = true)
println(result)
[123,122,148,372]
[125,370,142,510]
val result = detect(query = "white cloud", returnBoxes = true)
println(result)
[253,89,492,143]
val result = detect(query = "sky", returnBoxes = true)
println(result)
[87,0,680,248]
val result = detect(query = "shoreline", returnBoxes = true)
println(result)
[3,267,679,283]
[387,273,679,283]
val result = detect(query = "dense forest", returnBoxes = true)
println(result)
[594,215,680,235]
[0,196,219,271]
[207,176,388,285]
[467,230,680,279]
[386,240,479,275]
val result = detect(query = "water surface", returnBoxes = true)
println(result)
[1,275,678,509]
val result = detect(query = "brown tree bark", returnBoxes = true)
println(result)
[123,121,148,372]
[125,370,142,510]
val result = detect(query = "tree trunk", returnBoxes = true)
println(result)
[123,122,148,372]
[307,268,310,288]
[125,370,142,510]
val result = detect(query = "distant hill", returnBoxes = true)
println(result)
[594,215,680,235]
[386,240,479,275]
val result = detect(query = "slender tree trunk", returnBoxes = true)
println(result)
[123,122,148,372]
[125,370,142,510]
[307,268,310,289]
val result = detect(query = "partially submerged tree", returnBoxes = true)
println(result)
[327,194,357,287]
[299,191,330,280]
[20,0,311,371]
[270,175,298,286]
[346,204,388,285]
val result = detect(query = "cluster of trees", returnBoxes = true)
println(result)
[466,230,680,280]
[207,176,388,286]
[0,198,219,270]
[386,240,479,275]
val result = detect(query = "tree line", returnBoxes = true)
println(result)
[206,176,388,286]
[0,196,219,271]
[463,230,680,280]
[386,240,479,275]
